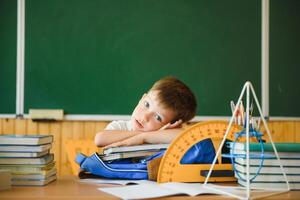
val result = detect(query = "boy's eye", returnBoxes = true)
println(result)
[144,101,150,108]
[154,114,162,122]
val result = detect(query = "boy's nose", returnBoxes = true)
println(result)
[142,112,151,122]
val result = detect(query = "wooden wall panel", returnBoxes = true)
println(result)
[2,119,15,133]
[295,122,300,142]
[49,122,62,175]
[27,120,38,134]
[15,119,27,134]
[0,119,299,175]
[60,121,74,176]
[261,121,296,142]
[38,122,51,135]
[84,122,96,140]
[72,122,84,140]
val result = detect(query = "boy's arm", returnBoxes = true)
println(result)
[94,130,141,147]
[143,129,182,144]
[104,128,183,148]
[96,120,183,148]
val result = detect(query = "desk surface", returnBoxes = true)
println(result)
[0,176,299,200]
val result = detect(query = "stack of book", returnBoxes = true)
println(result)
[227,142,300,190]
[0,134,57,186]
[100,143,169,161]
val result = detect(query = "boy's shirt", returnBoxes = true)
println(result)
[105,120,132,131]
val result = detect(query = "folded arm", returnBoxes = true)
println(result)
[94,130,142,147]
[103,128,183,148]
[95,120,183,148]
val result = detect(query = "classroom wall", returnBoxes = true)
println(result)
[0,119,299,176]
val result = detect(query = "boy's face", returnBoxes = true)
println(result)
[131,90,176,132]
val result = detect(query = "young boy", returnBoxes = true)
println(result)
[94,76,197,148]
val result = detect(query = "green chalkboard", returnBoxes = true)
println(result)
[24,0,261,116]
[270,0,300,117]
[0,0,17,114]
[3,1,299,117]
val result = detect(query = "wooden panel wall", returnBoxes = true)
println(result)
[0,119,299,176]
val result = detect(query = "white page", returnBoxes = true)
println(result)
[99,181,226,199]
[99,184,183,199]
[90,178,271,199]
[159,182,224,196]
[98,181,259,199]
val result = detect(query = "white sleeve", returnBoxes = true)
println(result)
[105,120,132,131]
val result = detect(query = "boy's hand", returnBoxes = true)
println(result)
[159,119,183,130]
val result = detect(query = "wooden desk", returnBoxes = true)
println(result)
[0,176,299,200]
